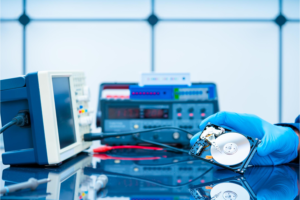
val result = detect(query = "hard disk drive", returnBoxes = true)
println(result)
[189,124,260,174]
[189,175,256,200]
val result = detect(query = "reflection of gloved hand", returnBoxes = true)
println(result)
[190,112,299,165]
[246,165,298,200]
[190,166,298,200]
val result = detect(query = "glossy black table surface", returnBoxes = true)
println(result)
[0,149,299,200]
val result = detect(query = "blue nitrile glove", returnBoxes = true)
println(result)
[190,112,299,166]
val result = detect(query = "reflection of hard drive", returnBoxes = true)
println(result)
[189,124,260,174]
[189,176,256,200]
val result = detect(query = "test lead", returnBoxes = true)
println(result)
[93,145,163,153]
[0,178,51,195]
[0,111,30,134]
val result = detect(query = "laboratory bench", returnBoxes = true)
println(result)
[0,146,299,200]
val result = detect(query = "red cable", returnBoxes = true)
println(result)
[93,145,163,153]
[111,146,163,150]
[93,154,161,160]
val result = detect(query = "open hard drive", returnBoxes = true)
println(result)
[189,124,260,174]
[189,175,256,200]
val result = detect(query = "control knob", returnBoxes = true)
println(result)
[79,116,93,126]
[76,86,90,101]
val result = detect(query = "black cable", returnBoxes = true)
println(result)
[0,120,17,133]
[84,126,194,141]
[86,167,213,188]
[133,158,202,166]
[84,126,194,156]
[0,111,30,134]
[132,134,190,154]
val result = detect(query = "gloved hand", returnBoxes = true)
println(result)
[190,112,299,166]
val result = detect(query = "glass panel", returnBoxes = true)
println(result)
[27,0,151,19]
[283,0,300,19]
[27,22,151,131]
[52,77,77,149]
[0,22,22,79]
[155,22,279,123]
[59,174,76,199]
[282,23,299,122]
[156,0,279,19]
[0,0,23,19]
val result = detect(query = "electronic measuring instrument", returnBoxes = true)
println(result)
[0,71,92,165]
[2,153,93,200]
[97,82,219,146]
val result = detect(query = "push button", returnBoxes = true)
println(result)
[173,132,180,140]
[79,116,92,126]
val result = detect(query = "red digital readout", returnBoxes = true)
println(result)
[144,109,168,119]
[108,108,169,119]
[108,108,140,119]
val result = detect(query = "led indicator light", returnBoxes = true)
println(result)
[201,113,206,117]
[177,179,182,183]
[85,109,88,112]
[177,113,182,117]
[132,92,135,95]
[79,105,83,109]
[153,92,156,95]
[189,113,194,117]
[82,110,85,113]
[79,110,82,114]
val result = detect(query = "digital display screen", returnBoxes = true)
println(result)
[144,109,168,119]
[52,77,77,149]
[108,108,140,119]
[108,107,169,119]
